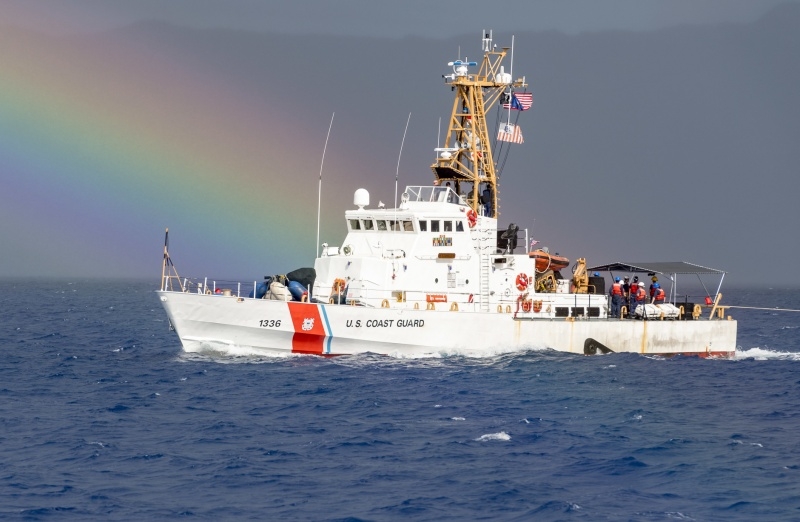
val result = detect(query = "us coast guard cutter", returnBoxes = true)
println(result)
[157,32,737,357]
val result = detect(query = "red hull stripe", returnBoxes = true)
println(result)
[287,302,327,354]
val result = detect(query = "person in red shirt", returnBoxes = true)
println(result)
[609,277,624,318]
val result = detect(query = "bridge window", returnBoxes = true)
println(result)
[419,220,427,232]
[456,221,464,232]
[443,220,453,232]
[431,220,440,232]
[363,219,374,231]
[377,220,387,231]
[349,219,361,230]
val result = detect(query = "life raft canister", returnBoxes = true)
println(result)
[516,273,529,291]
[466,209,478,228]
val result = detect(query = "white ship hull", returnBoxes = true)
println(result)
[158,291,737,358]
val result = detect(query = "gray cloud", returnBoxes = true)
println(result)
[1,0,797,37]
[2,3,798,285]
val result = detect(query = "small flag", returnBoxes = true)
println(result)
[502,92,533,111]
[530,239,539,249]
[497,123,524,144]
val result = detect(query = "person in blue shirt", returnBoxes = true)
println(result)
[652,283,666,305]
[481,186,492,216]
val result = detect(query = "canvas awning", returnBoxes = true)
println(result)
[586,261,726,276]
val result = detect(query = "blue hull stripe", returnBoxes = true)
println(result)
[320,304,333,354]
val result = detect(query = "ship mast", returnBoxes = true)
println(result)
[431,31,526,219]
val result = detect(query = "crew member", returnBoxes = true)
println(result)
[652,283,666,305]
[609,276,624,318]
[481,186,492,216]
[445,182,457,203]
[649,275,659,298]
[629,276,640,316]
[633,283,647,317]
[622,277,631,311]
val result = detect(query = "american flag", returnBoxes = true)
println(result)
[497,123,524,144]
[502,92,533,111]
[530,239,539,249]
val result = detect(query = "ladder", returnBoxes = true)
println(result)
[479,236,491,312]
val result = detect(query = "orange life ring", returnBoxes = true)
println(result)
[332,278,346,294]
[515,273,529,291]
[466,209,478,228]
[521,299,532,313]
[533,300,543,313]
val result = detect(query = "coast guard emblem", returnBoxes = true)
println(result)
[302,317,315,331]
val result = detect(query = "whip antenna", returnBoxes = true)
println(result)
[394,112,411,209]
[316,113,335,258]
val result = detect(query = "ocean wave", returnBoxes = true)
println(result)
[176,342,800,366]
[475,432,511,442]
[735,347,800,361]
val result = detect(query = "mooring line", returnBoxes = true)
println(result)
[725,306,800,313]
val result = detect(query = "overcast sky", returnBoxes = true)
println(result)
[1,0,797,37]
[2,1,798,287]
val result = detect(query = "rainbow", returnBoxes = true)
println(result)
[0,25,356,278]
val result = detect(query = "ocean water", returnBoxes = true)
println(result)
[2,279,799,521]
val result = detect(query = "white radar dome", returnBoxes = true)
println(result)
[495,66,512,84]
[354,188,370,209]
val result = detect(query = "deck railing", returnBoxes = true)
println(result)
[164,276,614,318]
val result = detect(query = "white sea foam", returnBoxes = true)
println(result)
[735,347,800,361]
[177,337,311,359]
[731,439,763,448]
[177,344,301,364]
[385,344,548,359]
[176,341,800,365]
[177,340,551,362]
[475,431,511,442]
[451,417,466,421]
